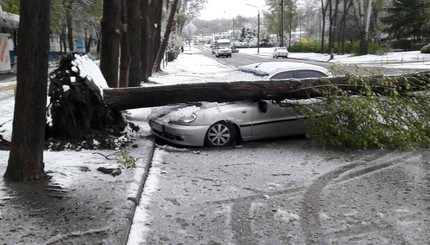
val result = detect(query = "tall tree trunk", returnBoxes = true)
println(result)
[85,34,93,53]
[100,0,122,88]
[328,0,340,56]
[65,0,74,52]
[5,0,51,181]
[127,0,142,87]
[147,0,163,78]
[320,0,329,53]
[154,0,180,72]
[358,0,373,55]
[119,0,130,88]
[140,0,151,81]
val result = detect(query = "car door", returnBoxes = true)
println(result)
[249,100,306,140]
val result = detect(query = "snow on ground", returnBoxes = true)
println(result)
[2,45,430,143]
[238,47,430,69]
[148,47,233,85]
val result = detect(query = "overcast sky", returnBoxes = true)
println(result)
[199,0,267,20]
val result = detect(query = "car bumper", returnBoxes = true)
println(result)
[149,121,209,146]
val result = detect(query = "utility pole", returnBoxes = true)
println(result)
[246,4,262,54]
[257,10,260,54]
[280,0,284,47]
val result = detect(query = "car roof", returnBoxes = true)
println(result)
[238,61,329,77]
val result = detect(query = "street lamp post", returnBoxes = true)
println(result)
[280,0,284,47]
[246,4,261,54]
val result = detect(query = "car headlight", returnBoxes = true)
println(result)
[171,113,197,124]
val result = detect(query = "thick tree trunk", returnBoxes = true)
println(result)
[140,0,151,81]
[119,0,130,88]
[127,0,142,87]
[100,0,122,88]
[147,0,163,78]
[5,0,50,181]
[105,72,430,111]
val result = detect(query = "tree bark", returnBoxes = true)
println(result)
[105,72,430,111]
[119,0,130,87]
[147,0,163,78]
[65,0,74,52]
[127,0,142,87]
[5,0,50,181]
[140,0,151,81]
[100,0,122,88]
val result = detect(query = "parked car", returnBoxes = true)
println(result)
[273,47,289,59]
[148,62,330,147]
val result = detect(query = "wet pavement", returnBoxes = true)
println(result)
[129,140,430,244]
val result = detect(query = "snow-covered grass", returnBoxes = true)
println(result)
[238,47,430,69]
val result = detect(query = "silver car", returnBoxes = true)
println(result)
[148,62,329,147]
[273,47,289,59]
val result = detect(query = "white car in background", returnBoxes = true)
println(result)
[148,62,330,147]
[273,47,289,59]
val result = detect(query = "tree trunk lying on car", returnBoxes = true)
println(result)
[103,72,430,111]
[47,53,430,140]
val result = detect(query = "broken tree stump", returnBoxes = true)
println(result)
[47,53,126,141]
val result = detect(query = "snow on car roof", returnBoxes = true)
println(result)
[238,61,329,77]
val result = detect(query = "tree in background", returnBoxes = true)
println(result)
[382,0,430,43]
[264,0,298,47]
[154,0,180,72]
[49,0,102,54]
[176,0,207,34]
[5,0,50,181]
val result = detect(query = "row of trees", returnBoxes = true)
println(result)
[192,0,430,55]
[3,0,207,181]
[264,0,430,54]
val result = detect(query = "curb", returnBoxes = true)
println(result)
[0,83,16,91]
[121,136,156,245]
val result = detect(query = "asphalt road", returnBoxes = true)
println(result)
[195,46,425,76]
[135,138,429,244]
[130,49,430,244]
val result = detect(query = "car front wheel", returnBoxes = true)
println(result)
[205,122,236,147]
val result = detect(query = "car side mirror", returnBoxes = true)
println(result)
[258,100,268,113]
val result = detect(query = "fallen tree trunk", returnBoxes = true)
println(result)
[104,72,430,111]
[47,53,430,142]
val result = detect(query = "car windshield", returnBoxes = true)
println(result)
[218,44,230,48]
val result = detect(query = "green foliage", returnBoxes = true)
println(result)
[289,40,389,55]
[421,44,430,53]
[263,0,297,36]
[298,74,430,149]
[117,149,137,168]
[382,0,430,40]
[0,0,19,14]
[289,40,322,53]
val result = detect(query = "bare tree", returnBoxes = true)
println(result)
[320,0,330,53]
[5,0,51,181]
[154,0,180,72]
